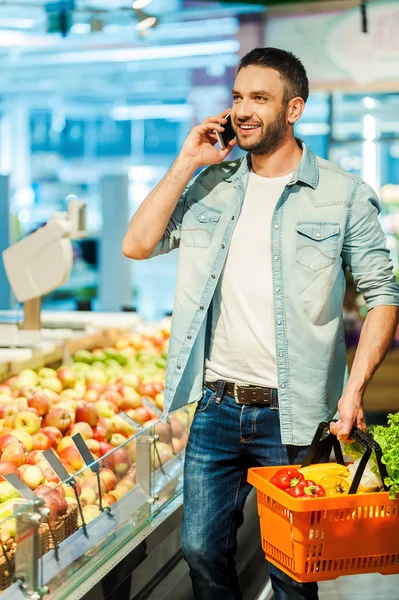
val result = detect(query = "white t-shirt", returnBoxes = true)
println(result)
[205,170,293,388]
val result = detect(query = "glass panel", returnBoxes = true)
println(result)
[149,405,195,514]
[27,422,156,598]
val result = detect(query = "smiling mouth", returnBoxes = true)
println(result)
[237,124,261,133]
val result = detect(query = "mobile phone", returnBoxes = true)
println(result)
[215,113,236,149]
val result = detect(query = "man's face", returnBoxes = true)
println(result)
[230,66,289,155]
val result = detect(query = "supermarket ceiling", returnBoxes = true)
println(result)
[0,0,369,113]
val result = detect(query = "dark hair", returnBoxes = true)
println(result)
[237,47,309,104]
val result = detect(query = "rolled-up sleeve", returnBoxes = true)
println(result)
[149,190,188,258]
[341,181,399,310]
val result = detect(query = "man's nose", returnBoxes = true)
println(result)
[235,98,253,120]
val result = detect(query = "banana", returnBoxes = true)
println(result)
[298,463,350,483]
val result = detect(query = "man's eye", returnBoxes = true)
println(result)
[255,96,266,101]
[232,96,240,101]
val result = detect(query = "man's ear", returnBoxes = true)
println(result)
[287,97,305,125]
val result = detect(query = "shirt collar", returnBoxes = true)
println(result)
[227,138,319,190]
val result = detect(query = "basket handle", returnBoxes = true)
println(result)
[301,420,389,495]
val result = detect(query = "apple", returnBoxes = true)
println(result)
[32,432,51,451]
[92,417,113,443]
[99,441,113,457]
[0,434,20,453]
[0,461,20,482]
[74,380,87,395]
[27,392,50,417]
[25,407,40,417]
[102,493,116,506]
[110,433,126,447]
[12,411,41,436]
[21,465,44,490]
[0,405,18,419]
[99,469,116,492]
[95,400,117,419]
[109,415,134,438]
[2,443,27,467]
[57,435,75,454]
[83,389,100,403]
[103,447,131,477]
[43,408,71,433]
[117,478,135,491]
[79,487,97,507]
[108,487,128,502]
[101,390,123,409]
[0,385,11,397]
[41,426,62,449]
[169,414,185,439]
[59,446,84,472]
[60,389,82,400]
[139,383,157,399]
[70,422,93,440]
[85,439,101,455]
[86,382,105,394]
[35,460,60,484]
[46,481,65,496]
[126,440,137,463]
[75,402,99,428]
[151,442,173,468]
[57,436,75,454]
[11,430,34,452]
[40,378,63,394]
[119,389,142,411]
[121,373,141,389]
[130,407,152,425]
[155,393,164,410]
[56,367,77,389]
[62,481,81,498]
[79,504,99,526]
[85,368,107,386]
[38,368,57,380]
[28,450,45,465]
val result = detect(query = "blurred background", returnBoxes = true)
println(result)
[0,0,399,331]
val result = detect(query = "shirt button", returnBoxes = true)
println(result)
[275,287,280,292]
[276,320,281,325]
[187,335,192,340]
[281,383,286,389]
[200,215,205,221]
[221,244,225,249]
[200,306,204,310]
[279,352,284,358]
[274,255,279,260]
[211,274,215,279]
[315,233,321,238]
[231,216,235,220]
[177,365,181,370]
[274,224,279,229]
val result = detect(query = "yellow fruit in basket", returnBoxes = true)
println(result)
[0,517,16,538]
[0,481,20,504]
[298,463,349,483]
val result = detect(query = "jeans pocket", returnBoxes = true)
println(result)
[296,221,340,272]
[195,388,214,413]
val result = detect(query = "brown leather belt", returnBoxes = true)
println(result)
[205,380,278,407]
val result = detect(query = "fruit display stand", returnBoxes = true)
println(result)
[0,413,190,600]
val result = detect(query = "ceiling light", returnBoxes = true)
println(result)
[132,0,154,8]
[135,10,157,32]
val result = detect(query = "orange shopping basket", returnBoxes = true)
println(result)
[248,421,399,582]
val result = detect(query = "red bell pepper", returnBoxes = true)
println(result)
[302,485,326,498]
[286,480,317,497]
[270,468,304,491]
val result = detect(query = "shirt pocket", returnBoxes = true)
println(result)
[296,221,340,272]
[181,201,222,248]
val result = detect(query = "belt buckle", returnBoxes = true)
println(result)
[234,383,251,405]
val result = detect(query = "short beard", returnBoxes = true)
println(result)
[236,103,288,156]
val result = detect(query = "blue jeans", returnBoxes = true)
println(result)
[182,386,319,600]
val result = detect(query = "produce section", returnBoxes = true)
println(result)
[0,320,194,598]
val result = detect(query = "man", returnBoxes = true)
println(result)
[123,48,399,600]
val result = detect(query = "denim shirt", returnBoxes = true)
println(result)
[150,140,399,445]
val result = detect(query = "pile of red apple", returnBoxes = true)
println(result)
[0,326,191,537]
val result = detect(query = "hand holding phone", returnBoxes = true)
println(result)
[215,113,236,149]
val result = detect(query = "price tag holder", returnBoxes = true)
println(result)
[142,397,163,418]
[119,412,144,431]
[72,433,99,473]
[43,449,72,483]
[4,474,37,502]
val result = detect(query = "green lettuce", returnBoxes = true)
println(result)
[370,413,399,500]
